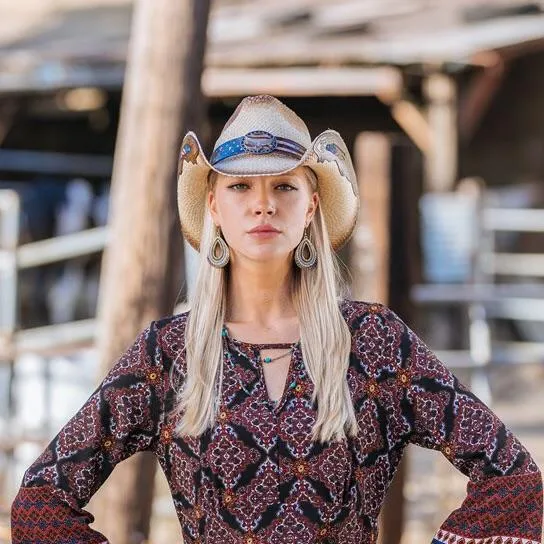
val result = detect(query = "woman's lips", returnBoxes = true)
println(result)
[249,230,280,238]
[248,225,281,238]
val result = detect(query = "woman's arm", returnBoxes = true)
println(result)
[393,311,543,543]
[11,321,167,544]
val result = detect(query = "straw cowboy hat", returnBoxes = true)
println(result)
[177,95,359,252]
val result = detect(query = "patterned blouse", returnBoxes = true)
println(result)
[11,301,543,544]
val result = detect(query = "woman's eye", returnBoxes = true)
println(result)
[228,183,249,190]
[276,184,296,191]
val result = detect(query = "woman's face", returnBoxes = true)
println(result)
[208,167,319,265]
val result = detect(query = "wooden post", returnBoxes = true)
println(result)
[351,132,391,305]
[424,73,457,192]
[90,1,211,543]
[351,133,406,544]
[388,138,425,544]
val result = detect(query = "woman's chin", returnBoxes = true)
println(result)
[234,247,292,264]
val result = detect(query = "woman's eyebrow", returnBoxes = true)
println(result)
[273,175,299,183]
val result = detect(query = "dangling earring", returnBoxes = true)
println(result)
[208,226,230,268]
[294,227,317,269]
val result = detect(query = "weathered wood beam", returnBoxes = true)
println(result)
[311,1,424,33]
[203,66,403,97]
[0,149,113,177]
[378,94,431,154]
[207,16,544,68]
[0,64,402,97]
[459,51,506,142]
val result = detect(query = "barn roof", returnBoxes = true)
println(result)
[0,0,543,94]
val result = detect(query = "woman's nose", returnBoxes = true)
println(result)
[254,203,276,216]
[253,189,276,216]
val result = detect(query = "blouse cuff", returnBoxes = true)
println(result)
[433,531,541,544]
[431,471,542,544]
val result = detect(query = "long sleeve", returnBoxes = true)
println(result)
[392,310,543,543]
[11,322,166,544]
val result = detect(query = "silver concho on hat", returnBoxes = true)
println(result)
[241,131,278,155]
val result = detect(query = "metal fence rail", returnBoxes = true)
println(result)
[16,226,108,270]
[0,319,98,361]
[483,208,544,232]
[0,191,19,340]
[413,194,544,403]
[0,189,111,508]
[0,191,109,357]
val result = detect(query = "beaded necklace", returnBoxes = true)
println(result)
[221,325,299,408]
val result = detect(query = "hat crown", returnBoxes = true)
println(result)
[214,95,311,152]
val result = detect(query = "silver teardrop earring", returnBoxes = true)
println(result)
[207,226,230,268]
[294,227,317,269]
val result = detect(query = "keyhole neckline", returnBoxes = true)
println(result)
[221,325,300,351]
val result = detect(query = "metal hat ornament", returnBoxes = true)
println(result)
[177,95,359,252]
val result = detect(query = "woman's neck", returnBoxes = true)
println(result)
[226,258,296,326]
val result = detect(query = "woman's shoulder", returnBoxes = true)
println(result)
[151,310,190,366]
[154,308,190,333]
[340,299,398,326]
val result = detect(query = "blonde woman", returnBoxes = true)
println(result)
[12,96,542,543]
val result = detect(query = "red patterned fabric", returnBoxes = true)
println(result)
[11,301,543,543]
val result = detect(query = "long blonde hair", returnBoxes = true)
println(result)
[174,167,358,442]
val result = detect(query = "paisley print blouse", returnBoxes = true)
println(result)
[11,301,543,543]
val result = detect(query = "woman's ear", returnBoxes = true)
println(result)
[306,192,319,225]
[208,190,219,224]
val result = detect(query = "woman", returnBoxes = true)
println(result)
[11,95,543,543]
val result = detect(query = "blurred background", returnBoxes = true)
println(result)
[0,0,544,542]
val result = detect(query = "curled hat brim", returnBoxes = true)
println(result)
[177,129,359,252]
